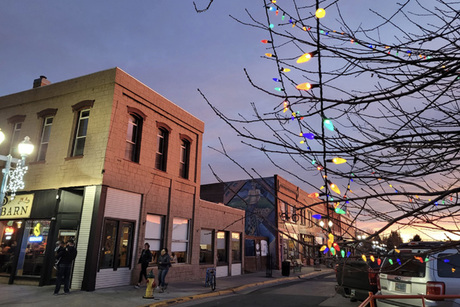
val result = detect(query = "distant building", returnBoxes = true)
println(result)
[201,175,331,271]
[0,68,244,290]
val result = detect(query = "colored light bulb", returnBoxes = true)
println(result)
[341,250,345,258]
[332,157,347,164]
[308,192,319,198]
[261,39,272,44]
[296,82,313,91]
[296,52,316,63]
[323,119,334,131]
[312,214,321,219]
[265,53,275,58]
[330,183,341,195]
[281,68,291,72]
[335,208,346,215]
[389,259,394,265]
[333,243,340,252]
[316,8,326,18]
[330,247,336,256]
[362,255,367,262]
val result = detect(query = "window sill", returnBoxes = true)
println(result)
[28,161,46,165]
[65,155,84,161]
[122,158,140,164]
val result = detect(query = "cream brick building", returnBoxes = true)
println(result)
[0,68,244,290]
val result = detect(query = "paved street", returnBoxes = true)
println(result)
[0,266,337,307]
[168,273,360,307]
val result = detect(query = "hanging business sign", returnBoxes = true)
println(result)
[0,194,34,219]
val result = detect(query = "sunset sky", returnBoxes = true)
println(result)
[1,1,450,240]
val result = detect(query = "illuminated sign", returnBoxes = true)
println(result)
[0,194,34,219]
[4,227,14,235]
[33,223,41,236]
[29,236,43,242]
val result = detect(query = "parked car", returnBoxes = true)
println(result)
[377,241,460,307]
[335,257,379,301]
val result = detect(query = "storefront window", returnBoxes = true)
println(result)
[100,219,134,270]
[145,214,164,264]
[217,231,228,265]
[171,217,189,263]
[16,220,50,276]
[118,223,133,268]
[231,232,241,263]
[0,220,22,275]
[200,229,213,264]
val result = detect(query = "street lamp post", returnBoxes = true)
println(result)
[0,130,34,207]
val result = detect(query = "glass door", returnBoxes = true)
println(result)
[16,220,50,276]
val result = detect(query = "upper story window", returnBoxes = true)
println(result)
[6,115,26,156]
[72,109,90,157]
[37,117,53,161]
[10,122,22,156]
[70,100,94,157]
[155,127,169,171]
[36,108,57,162]
[179,138,190,179]
[125,114,142,162]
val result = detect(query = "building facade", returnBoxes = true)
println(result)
[0,68,244,290]
[201,175,331,271]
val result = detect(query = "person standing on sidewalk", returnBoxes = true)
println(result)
[157,248,171,292]
[54,239,77,295]
[135,243,152,288]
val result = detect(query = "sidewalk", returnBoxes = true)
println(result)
[0,266,333,307]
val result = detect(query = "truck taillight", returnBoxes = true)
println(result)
[368,269,378,286]
[427,281,445,300]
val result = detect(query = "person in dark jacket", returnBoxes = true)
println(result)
[54,239,77,295]
[157,248,171,292]
[135,243,152,288]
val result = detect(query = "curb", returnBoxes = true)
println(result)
[146,269,333,307]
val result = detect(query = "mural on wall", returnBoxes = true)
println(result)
[224,178,277,256]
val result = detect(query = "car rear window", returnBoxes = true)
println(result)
[381,254,426,277]
[437,253,460,278]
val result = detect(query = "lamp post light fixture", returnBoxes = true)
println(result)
[0,130,34,207]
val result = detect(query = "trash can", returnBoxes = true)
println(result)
[282,261,290,276]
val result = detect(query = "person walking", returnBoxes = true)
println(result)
[157,248,171,293]
[135,243,152,288]
[54,239,77,295]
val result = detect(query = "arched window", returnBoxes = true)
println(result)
[125,113,142,162]
[155,127,169,171]
[179,138,190,179]
[70,100,94,157]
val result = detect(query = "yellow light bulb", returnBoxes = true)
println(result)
[316,8,326,18]
[332,157,347,164]
[330,183,341,195]
[296,82,312,91]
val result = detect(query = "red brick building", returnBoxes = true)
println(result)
[201,175,329,271]
[0,68,244,290]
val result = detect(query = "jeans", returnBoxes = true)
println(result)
[158,268,169,288]
[54,264,72,294]
[138,263,148,283]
